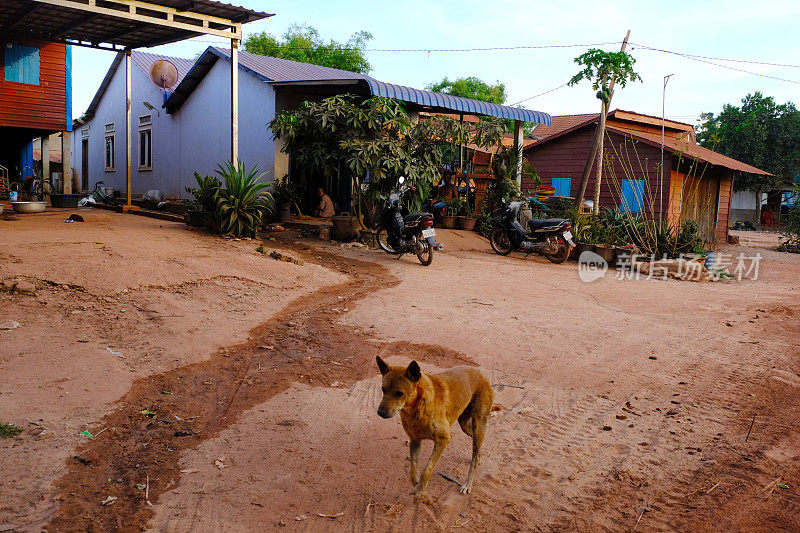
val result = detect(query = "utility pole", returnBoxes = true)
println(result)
[576,30,631,212]
[660,74,674,222]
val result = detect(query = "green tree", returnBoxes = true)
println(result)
[244,24,373,74]
[425,77,507,104]
[698,92,800,195]
[269,95,505,222]
[568,42,641,212]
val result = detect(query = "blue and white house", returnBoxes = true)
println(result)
[74,46,550,206]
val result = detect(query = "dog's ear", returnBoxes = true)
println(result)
[376,356,390,375]
[405,361,421,383]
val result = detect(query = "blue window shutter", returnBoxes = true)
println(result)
[621,179,644,213]
[551,178,571,197]
[4,44,40,85]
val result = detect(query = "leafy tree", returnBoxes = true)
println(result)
[425,77,507,104]
[568,46,641,211]
[698,92,800,194]
[244,24,372,74]
[269,95,505,222]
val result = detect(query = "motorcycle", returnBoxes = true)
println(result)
[376,177,443,266]
[489,198,575,263]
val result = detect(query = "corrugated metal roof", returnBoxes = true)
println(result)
[82,50,192,120]
[131,50,195,87]
[0,1,271,50]
[165,47,551,125]
[362,79,550,124]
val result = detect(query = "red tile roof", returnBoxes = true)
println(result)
[527,110,770,176]
[606,126,771,175]
[530,113,597,140]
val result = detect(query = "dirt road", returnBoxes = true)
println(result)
[1,213,798,532]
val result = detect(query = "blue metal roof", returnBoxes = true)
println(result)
[166,47,551,125]
[364,79,551,125]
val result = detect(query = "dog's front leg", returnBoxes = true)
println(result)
[409,439,421,485]
[411,433,450,502]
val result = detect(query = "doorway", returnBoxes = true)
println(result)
[81,139,89,191]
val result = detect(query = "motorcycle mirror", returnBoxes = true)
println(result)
[398,176,405,184]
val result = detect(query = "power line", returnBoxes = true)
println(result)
[631,43,800,86]
[630,42,800,70]
[509,83,569,106]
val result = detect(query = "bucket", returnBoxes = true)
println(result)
[331,212,359,241]
[277,203,291,223]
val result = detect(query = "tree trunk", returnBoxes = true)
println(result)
[592,101,609,215]
[575,30,630,209]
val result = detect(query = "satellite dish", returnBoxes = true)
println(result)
[149,60,179,89]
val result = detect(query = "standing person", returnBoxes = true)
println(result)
[314,186,336,218]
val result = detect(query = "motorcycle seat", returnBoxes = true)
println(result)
[528,218,567,230]
[403,212,431,223]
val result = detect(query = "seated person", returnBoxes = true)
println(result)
[426,174,458,212]
[314,187,336,218]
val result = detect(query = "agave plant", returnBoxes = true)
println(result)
[213,161,273,237]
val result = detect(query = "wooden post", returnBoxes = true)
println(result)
[514,120,524,189]
[41,135,50,189]
[125,48,132,207]
[62,131,72,193]
[231,33,239,165]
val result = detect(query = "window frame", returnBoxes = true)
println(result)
[620,179,645,213]
[104,134,115,172]
[4,43,40,85]
[138,128,152,171]
[551,177,572,197]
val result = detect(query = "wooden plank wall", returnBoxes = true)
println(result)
[0,38,67,131]
[525,129,667,218]
[716,173,732,242]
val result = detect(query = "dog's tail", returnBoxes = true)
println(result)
[491,404,504,412]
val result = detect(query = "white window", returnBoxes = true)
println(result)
[104,134,115,171]
[139,114,152,127]
[105,123,115,133]
[80,127,89,138]
[139,129,152,170]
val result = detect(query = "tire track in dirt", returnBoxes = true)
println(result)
[45,241,475,532]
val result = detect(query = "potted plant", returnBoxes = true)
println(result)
[272,179,300,223]
[441,198,459,229]
[593,217,616,263]
[455,198,477,231]
[185,172,221,228]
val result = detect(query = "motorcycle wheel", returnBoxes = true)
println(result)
[416,239,433,266]
[544,238,571,264]
[489,228,513,256]
[376,227,396,254]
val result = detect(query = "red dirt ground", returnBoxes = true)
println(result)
[1,213,799,532]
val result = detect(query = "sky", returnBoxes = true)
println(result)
[71,0,800,126]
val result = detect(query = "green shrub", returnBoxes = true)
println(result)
[213,162,274,238]
[185,172,221,212]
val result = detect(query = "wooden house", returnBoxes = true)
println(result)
[0,37,71,189]
[523,110,770,243]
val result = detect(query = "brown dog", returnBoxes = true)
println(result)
[376,356,495,501]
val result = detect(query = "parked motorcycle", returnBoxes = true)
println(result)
[489,198,574,263]
[376,177,443,266]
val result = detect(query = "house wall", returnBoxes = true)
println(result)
[730,189,760,226]
[0,39,67,131]
[73,56,276,197]
[524,129,668,218]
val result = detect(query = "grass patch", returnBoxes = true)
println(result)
[0,422,22,438]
